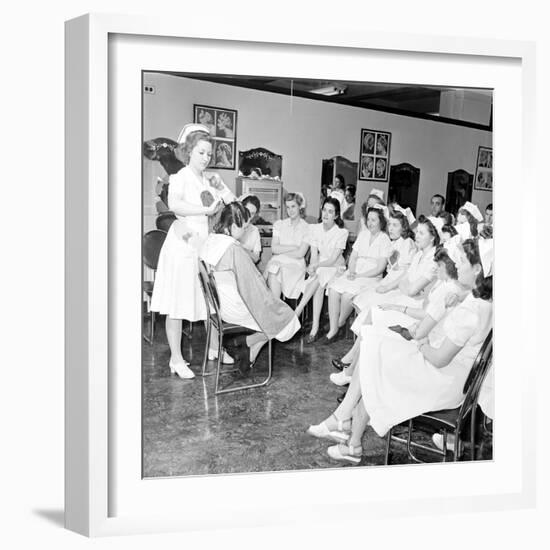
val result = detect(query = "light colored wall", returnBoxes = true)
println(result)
[143,73,493,231]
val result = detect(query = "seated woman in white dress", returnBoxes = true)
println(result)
[330,240,465,387]
[326,204,392,342]
[200,202,300,373]
[265,192,310,300]
[333,215,438,370]
[308,237,493,464]
[294,197,349,344]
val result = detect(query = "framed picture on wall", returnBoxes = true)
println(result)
[474,145,493,191]
[359,128,391,182]
[193,104,238,169]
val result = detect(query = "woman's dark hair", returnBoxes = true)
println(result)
[367,194,385,206]
[434,246,458,280]
[320,197,344,228]
[361,205,387,232]
[213,202,248,234]
[459,208,479,237]
[439,211,454,226]
[334,174,345,189]
[344,184,356,200]
[174,130,213,165]
[441,224,458,238]
[486,203,493,211]
[242,195,261,214]
[389,211,415,240]
[416,215,441,247]
[462,238,493,300]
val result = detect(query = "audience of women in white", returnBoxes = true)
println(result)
[149,122,494,464]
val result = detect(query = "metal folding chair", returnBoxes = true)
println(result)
[384,330,493,464]
[197,260,273,395]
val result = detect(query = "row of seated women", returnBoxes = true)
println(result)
[306,232,493,463]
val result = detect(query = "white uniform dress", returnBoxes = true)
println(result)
[359,293,493,436]
[351,246,437,335]
[369,279,463,337]
[150,166,233,320]
[239,223,262,260]
[306,223,349,288]
[329,230,392,296]
[264,218,310,299]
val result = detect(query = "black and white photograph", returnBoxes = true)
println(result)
[474,145,493,191]
[142,72,494,480]
[194,104,238,168]
[359,128,392,182]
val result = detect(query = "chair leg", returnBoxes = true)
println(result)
[384,428,392,465]
[470,407,478,461]
[214,329,224,393]
[201,321,212,376]
[215,335,274,395]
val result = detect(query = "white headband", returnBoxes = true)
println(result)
[427,215,445,238]
[461,201,483,222]
[371,203,390,220]
[478,238,494,277]
[370,188,384,201]
[177,123,211,144]
[443,234,462,267]
[393,204,416,225]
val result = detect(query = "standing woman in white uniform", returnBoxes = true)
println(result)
[294,197,349,344]
[150,123,235,379]
[326,204,391,341]
[265,192,310,300]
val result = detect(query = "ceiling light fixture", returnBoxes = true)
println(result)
[310,85,347,96]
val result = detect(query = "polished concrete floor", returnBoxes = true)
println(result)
[143,319,492,478]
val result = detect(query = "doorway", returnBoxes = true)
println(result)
[445,169,473,216]
[388,163,420,215]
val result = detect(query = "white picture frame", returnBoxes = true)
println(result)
[65,13,537,537]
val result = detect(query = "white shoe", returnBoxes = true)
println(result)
[208,348,235,364]
[432,433,456,451]
[169,360,195,379]
[306,415,350,443]
[327,443,362,464]
[329,371,352,387]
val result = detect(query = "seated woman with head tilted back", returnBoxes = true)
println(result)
[200,202,300,373]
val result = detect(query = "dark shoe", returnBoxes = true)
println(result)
[305,332,321,344]
[332,358,351,371]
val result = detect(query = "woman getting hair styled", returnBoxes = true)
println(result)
[200,203,301,373]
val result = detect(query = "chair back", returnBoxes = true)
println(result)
[198,259,223,326]
[143,229,167,271]
[155,211,177,232]
[456,330,493,428]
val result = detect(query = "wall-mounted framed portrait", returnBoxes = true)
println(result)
[359,129,391,182]
[193,104,238,169]
[474,145,493,191]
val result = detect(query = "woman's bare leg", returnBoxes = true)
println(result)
[327,288,341,338]
[267,273,282,299]
[348,399,369,448]
[310,285,326,336]
[337,293,355,328]
[165,316,185,363]
[341,337,361,363]
[294,277,319,318]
